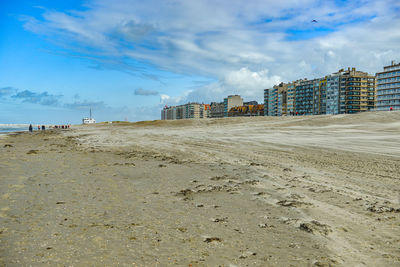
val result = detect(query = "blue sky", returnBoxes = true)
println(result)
[1,0,400,124]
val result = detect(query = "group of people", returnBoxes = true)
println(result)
[28,124,71,132]
[28,124,45,132]
[54,125,71,129]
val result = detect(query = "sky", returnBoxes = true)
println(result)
[1,0,400,124]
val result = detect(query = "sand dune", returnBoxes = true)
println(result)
[1,111,399,266]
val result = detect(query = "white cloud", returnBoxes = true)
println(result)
[223,68,281,96]
[160,94,170,103]
[167,68,281,105]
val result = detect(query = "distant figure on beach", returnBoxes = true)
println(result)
[29,124,33,132]
[41,125,45,131]
[38,125,40,130]
[390,107,393,111]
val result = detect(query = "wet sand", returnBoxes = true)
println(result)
[1,111,400,266]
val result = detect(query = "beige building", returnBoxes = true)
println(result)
[338,67,375,114]
[223,95,243,117]
[161,103,210,120]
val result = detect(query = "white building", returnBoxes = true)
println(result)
[82,118,96,124]
[82,109,96,124]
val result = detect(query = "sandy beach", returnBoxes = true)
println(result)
[1,111,400,266]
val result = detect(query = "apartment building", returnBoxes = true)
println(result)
[210,102,224,118]
[338,68,376,113]
[161,103,210,120]
[223,95,243,117]
[264,86,277,116]
[295,79,319,115]
[161,107,166,120]
[278,90,287,116]
[315,78,327,115]
[161,105,177,120]
[264,83,288,116]
[376,61,400,111]
[287,82,296,115]
[265,67,376,116]
[325,73,340,115]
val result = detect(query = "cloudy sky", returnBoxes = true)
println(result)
[1,0,400,123]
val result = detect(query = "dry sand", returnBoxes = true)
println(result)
[1,111,399,266]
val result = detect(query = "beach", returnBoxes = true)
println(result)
[1,111,400,266]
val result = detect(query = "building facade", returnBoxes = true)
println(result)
[287,82,296,115]
[224,95,243,117]
[265,67,376,116]
[228,102,264,117]
[314,78,326,115]
[325,73,340,115]
[210,102,225,118]
[339,68,375,114]
[264,86,277,116]
[161,103,210,120]
[376,61,400,111]
[295,79,318,115]
[264,83,288,116]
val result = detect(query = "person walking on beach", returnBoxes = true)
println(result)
[41,125,45,131]
[29,124,33,132]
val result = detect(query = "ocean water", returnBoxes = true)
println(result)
[0,124,29,134]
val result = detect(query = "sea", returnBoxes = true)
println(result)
[0,124,30,135]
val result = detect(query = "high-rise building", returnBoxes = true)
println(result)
[161,103,210,120]
[339,68,375,114]
[287,82,297,115]
[264,86,277,116]
[315,78,326,115]
[161,106,167,120]
[324,68,375,115]
[295,79,318,115]
[325,73,340,115]
[266,67,375,116]
[376,61,400,111]
[210,102,224,118]
[264,83,288,116]
[223,95,243,117]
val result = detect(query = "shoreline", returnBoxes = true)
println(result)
[0,130,27,135]
[1,112,399,266]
